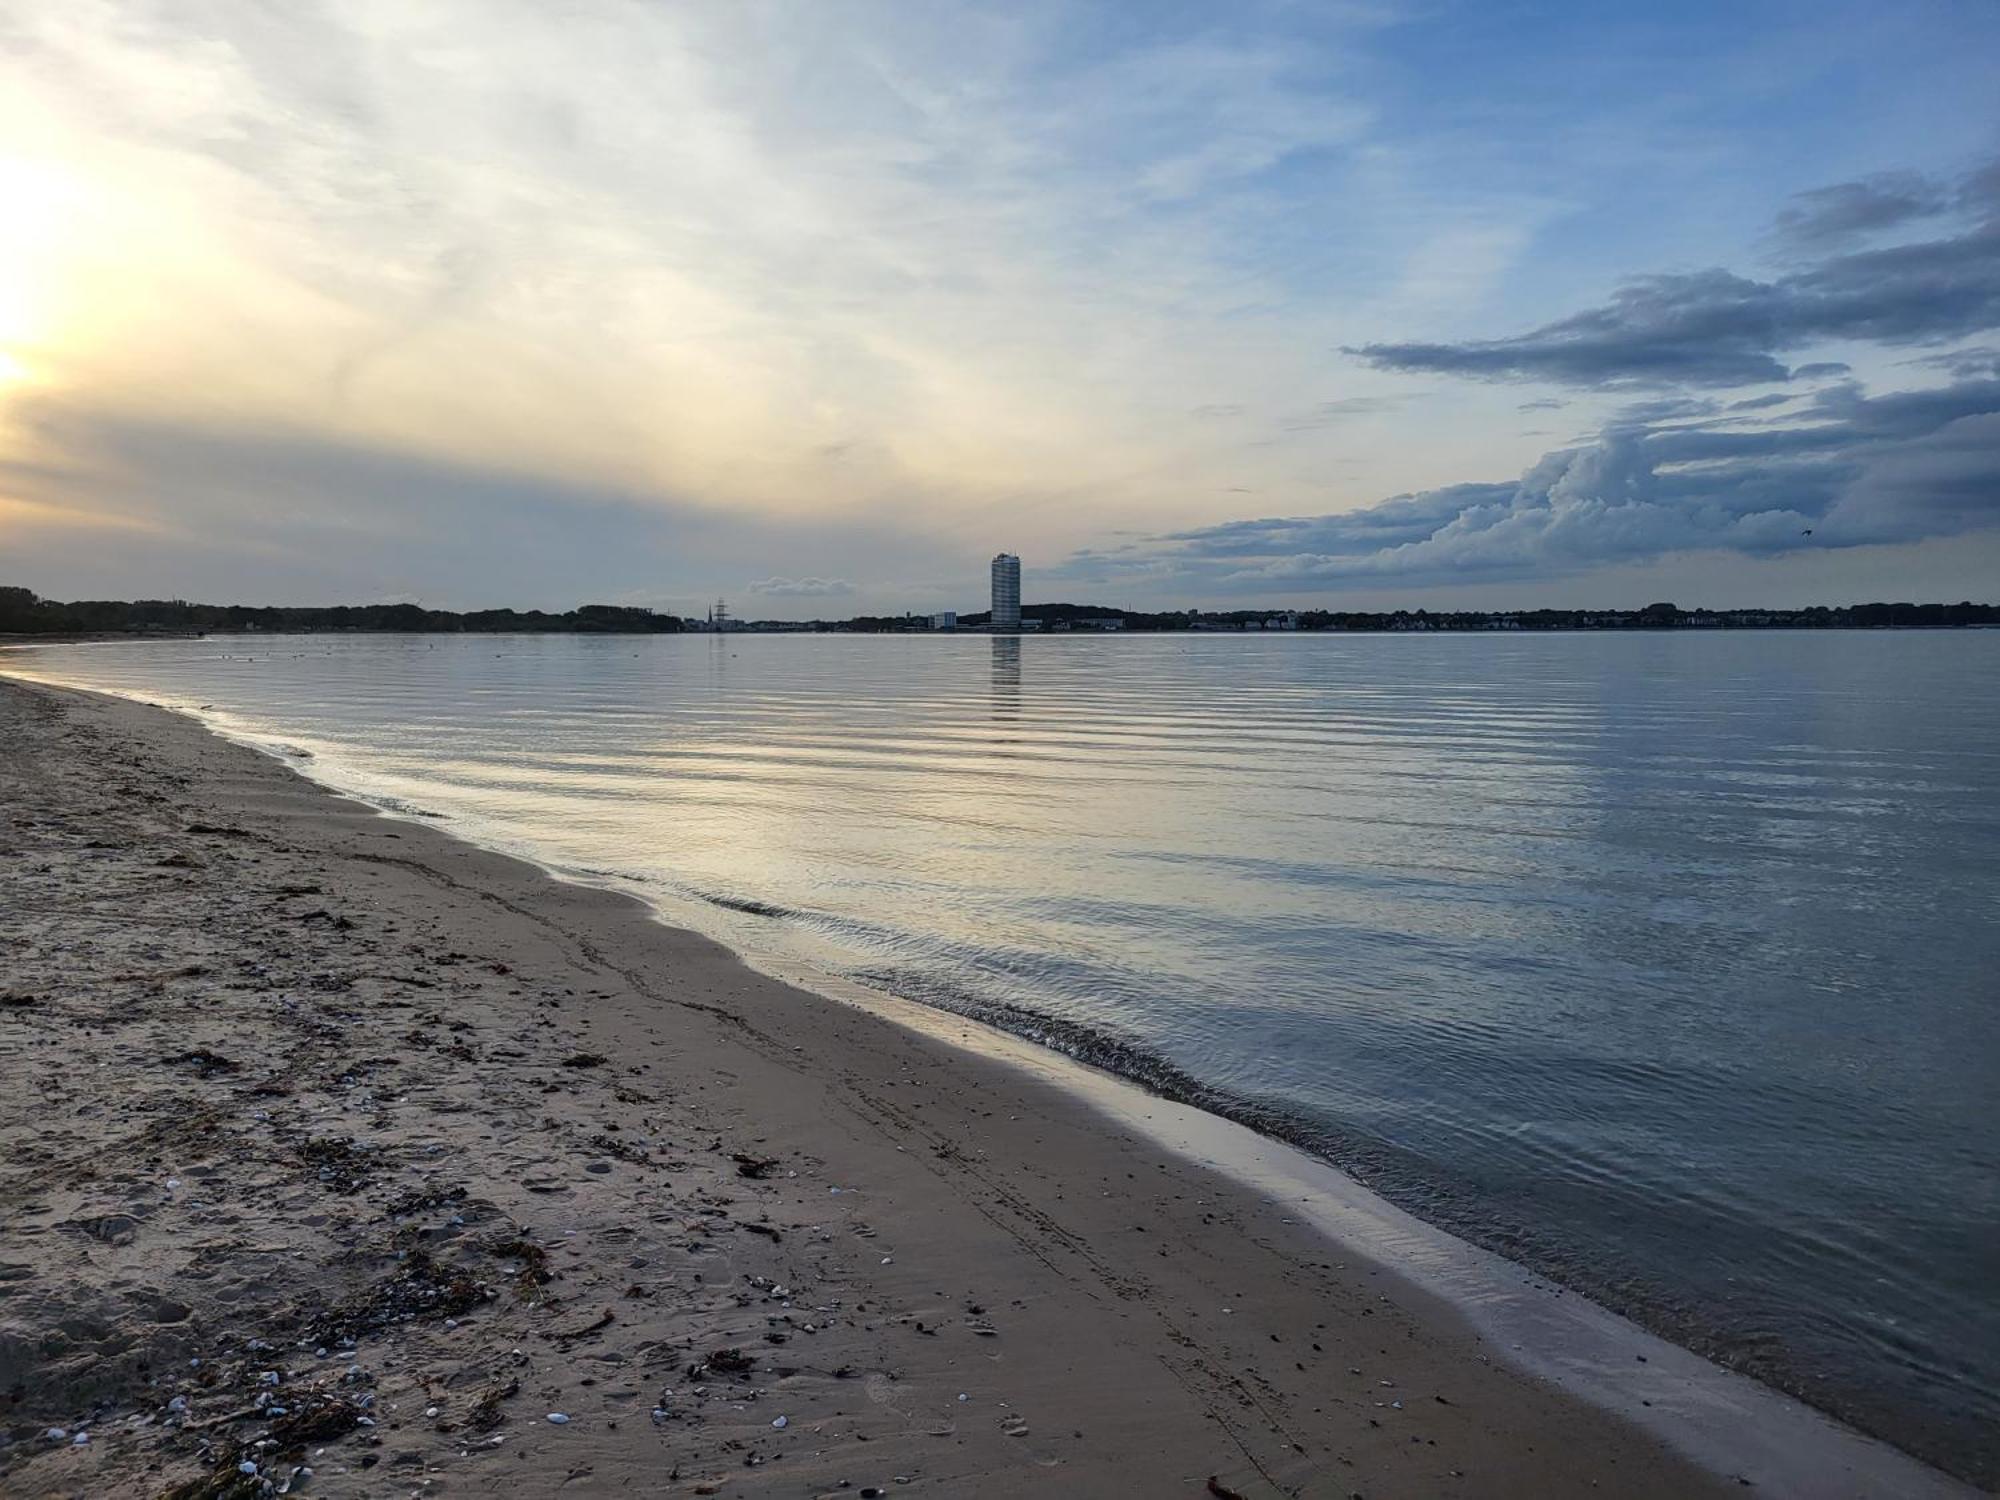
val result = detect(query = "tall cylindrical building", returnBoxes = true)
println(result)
[990,553,1021,631]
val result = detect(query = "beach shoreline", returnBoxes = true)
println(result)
[0,674,1973,1498]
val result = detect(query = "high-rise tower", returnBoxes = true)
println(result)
[990,553,1021,631]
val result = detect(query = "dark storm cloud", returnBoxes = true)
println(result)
[1060,377,2000,589]
[1347,159,2000,389]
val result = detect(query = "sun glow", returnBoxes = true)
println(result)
[0,156,91,374]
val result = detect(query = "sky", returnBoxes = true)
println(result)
[1,0,1997,617]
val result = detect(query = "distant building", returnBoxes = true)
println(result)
[705,598,732,631]
[990,553,1021,631]
[932,610,958,631]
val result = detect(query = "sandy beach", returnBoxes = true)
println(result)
[0,674,1971,1499]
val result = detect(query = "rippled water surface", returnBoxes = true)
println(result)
[9,630,1998,1477]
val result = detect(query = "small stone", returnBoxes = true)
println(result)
[546,1412,570,1425]
[771,1415,788,1429]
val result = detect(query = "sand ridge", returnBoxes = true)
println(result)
[2,676,1751,1497]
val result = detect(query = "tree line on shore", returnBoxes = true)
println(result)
[0,589,683,635]
[4,585,1995,637]
[1010,600,2000,630]
[793,599,2000,631]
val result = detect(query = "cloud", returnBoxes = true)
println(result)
[1772,171,1949,248]
[1059,376,2000,589]
[6,5,1996,611]
[1348,159,2000,388]
[1277,396,1405,431]
[1605,395,1720,428]
[1958,156,2000,217]
[0,394,957,611]
[745,576,855,597]
[1086,38,1371,203]
[1824,410,2000,543]
[0,401,701,600]
[1905,344,2000,380]
[0,3,1401,529]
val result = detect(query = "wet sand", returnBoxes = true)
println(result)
[0,677,1967,1498]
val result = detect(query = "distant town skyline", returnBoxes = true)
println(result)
[1,3,1996,616]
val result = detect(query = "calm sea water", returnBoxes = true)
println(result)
[7,630,1997,1478]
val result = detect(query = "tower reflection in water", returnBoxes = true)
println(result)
[990,635,1020,723]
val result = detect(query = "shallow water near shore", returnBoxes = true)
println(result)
[8,629,1998,1480]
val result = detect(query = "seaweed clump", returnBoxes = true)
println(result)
[483,1236,555,1292]
[156,1395,364,1500]
[308,1251,490,1343]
